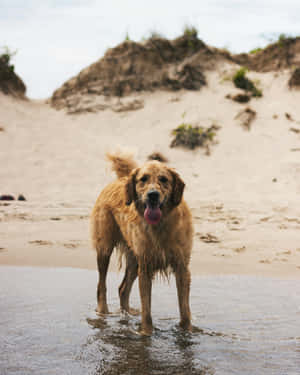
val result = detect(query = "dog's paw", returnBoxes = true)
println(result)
[137,328,152,336]
[120,307,140,316]
[128,307,140,316]
[95,307,110,316]
[179,320,193,332]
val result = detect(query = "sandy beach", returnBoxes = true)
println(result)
[1,31,300,374]
[1,65,300,279]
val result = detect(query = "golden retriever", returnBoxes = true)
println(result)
[90,152,193,335]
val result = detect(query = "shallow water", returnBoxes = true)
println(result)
[0,267,299,375]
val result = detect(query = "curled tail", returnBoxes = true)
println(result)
[106,151,138,178]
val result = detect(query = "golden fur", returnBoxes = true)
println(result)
[91,152,193,335]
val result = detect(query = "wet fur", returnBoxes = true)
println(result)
[91,152,193,334]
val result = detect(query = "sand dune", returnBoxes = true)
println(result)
[1,48,300,278]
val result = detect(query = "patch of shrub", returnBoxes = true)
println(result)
[235,107,256,130]
[233,67,251,90]
[183,25,198,39]
[232,93,251,103]
[233,67,262,98]
[278,33,288,46]
[249,47,262,54]
[147,152,168,163]
[0,46,26,96]
[0,47,17,81]
[288,67,300,88]
[148,30,165,40]
[170,123,219,150]
[182,25,199,50]
[251,87,262,97]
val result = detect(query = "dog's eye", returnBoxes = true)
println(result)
[159,176,168,183]
[140,175,148,183]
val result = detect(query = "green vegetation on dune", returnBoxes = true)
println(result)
[0,46,26,96]
[170,122,218,150]
[233,67,262,97]
[0,47,16,80]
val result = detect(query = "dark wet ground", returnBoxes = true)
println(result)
[0,267,299,375]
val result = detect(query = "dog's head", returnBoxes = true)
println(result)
[125,161,185,225]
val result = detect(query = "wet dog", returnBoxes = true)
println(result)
[90,152,193,335]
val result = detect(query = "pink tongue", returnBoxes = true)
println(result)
[144,206,162,225]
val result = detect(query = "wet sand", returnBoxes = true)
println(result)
[1,200,300,278]
[0,266,299,375]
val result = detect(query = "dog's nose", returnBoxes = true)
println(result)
[147,190,160,204]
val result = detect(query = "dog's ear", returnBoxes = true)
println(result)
[170,169,185,207]
[125,168,139,205]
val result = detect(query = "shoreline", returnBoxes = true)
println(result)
[1,225,299,280]
[1,263,300,281]
[1,196,300,281]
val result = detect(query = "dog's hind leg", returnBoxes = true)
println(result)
[96,250,113,314]
[175,266,192,331]
[119,251,139,315]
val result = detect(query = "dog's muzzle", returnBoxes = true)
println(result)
[144,190,162,225]
[146,190,160,208]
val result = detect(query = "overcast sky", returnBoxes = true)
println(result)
[1,0,299,98]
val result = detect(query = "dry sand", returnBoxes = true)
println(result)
[1,68,300,279]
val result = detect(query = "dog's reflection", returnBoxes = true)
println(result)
[85,316,211,375]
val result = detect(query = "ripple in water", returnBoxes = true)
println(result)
[0,267,299,375]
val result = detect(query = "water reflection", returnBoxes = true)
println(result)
[86,316,213,375]
[0,267,299,375]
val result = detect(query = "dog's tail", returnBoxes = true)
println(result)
[106,151,138,178]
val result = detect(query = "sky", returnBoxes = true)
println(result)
[1,0,299,98]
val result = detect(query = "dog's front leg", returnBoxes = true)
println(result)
[175,266,192,331]
[138,268,153,335]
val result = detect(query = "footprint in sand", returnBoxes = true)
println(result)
[233,246,246,253]
[260,216,272,222]
[213,252,232,258]
[276,250,292,256]
[227,216,244,231]
[196,232,220,243]
[28,240,53,246]
[63,242,80,249]
[274,257,289,262]
[278,224,288,230]
[259,259,272,264]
